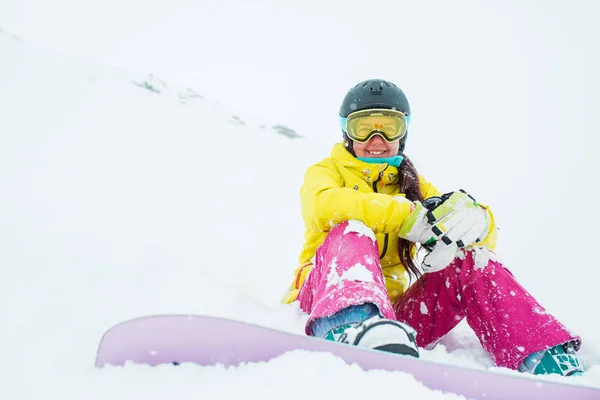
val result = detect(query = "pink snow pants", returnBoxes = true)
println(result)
[297,220,581,370]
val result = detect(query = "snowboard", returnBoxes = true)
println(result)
[95,315,599,400]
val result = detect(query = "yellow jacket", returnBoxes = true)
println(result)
[283,143,497,304]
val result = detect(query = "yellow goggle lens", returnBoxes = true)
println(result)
[346,109,407,143]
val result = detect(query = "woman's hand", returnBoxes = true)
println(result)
[424,190,489,249]
[398,190,489,248]
[422,243,459,273]
[397,200,439,246]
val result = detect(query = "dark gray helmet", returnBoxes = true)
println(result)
[339,79,411,118]
[340,79,411,154]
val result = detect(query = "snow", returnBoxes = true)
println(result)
[346,264,376,285]
[472,247,496,270]
[326,257,340,287]
[1,1,600,398]
[343,220,377,242]
[327,260,375,288]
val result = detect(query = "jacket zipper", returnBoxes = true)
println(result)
[372,173,389,260]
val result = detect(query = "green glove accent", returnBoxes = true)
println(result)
[398,201,437,244]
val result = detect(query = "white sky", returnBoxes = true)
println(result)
[2,1,599,137]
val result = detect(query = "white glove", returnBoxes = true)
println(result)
[424,190,489,248]
[397,200,438,246]
[422,243,459,273]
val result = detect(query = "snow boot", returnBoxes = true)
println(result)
[337,315,420,358]
[519,341,583,376]
[312,303,419,357]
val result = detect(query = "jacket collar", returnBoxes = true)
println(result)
[330,143,400,185]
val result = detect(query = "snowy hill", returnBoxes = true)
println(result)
[0,25,599,399]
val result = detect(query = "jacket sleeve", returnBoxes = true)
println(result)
[301,164,413,234]
[419,175,441,199]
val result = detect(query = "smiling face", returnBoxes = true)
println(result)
[352,134,400,158]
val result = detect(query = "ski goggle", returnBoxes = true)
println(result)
[339,109,410,143]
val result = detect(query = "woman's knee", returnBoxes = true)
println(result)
[327,220,376,243]
[460,248,502,272]
[457,248,519,290]
[319,220,379,263]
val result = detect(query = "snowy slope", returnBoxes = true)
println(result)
[0,26,599,399]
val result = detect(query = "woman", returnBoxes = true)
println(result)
[283,78,583,376]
